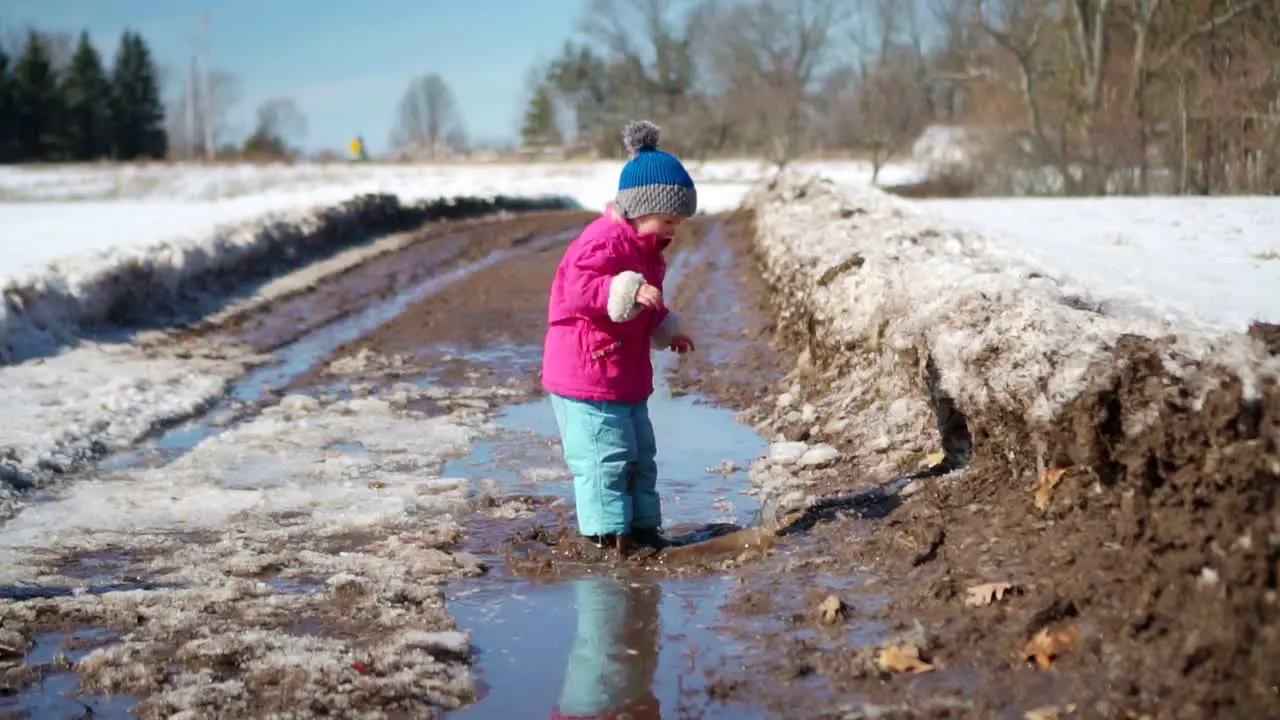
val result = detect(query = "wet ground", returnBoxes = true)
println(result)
[2,204,1272,719]
[0,209,809,719]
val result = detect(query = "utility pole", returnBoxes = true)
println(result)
[200,12,215,161]
[185,53,198,160]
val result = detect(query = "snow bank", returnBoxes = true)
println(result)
[0,193,573,363]
[911,124,979,175]
[742,172,1275,481]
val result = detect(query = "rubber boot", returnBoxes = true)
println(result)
[631,527,667,549]
[615,533,633,559]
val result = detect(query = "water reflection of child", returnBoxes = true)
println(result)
[551,576,662,719]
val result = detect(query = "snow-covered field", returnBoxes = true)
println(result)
[3,160,1273,335]
[0,160,919,280]
[919,196,1280,332]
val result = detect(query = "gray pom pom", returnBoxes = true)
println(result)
[622,120,661,156]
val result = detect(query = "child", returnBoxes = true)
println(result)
[541,120,697,558]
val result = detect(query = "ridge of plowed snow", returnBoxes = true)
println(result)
[743,173,1273,480]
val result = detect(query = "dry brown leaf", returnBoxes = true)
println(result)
[965,581,1017,607]
[1034,467,1068,511]
[367,481,387,490]
[817,594,847,625]
[1024,626,1079,669]
[876,644,935,674]
[1024,705,1077,720]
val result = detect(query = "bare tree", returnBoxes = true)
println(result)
[947,0,1070,193]
[839,0,934,183]
[710,0,849,168]
[243,96,306,159]
[579,0,714,156]
[258,97,306,142]
[1124,0,1263,191]
[390,73,466,160]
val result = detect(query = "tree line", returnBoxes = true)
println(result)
[0,28,167,162]
[517,0,1280,195]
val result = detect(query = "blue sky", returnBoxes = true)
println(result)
[3,0,585,154]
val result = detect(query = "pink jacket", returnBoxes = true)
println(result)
[541,208,682,404]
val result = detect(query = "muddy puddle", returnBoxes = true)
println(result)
[436,233,784,715]
[0,628,136,719]
[443,374,763,527]
[449,573,762,719]
[443,379,773,718]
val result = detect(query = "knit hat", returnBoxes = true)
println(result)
[615,120,697,219]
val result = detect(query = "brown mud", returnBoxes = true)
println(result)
[221,210,595,356]
[665,211,789,409]
[287,211,593,394]
[701,235,1280,716]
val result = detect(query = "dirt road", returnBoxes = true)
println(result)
[0,205,1273,719]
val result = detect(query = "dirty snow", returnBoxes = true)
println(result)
[0,339,243,516]
[744,173,1270,483]
[918,196,1280,332]
[0,386,489,579]
[0,384,508,717]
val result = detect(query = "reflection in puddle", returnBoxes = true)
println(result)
[450,572,763,719]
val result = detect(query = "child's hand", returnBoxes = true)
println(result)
[635,284,665,311]
[669,335,695,354]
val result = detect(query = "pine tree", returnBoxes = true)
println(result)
[520,81,563,149]
[0,45,13,162]
[12,30,64,161]
[110,30,167,160]
[61,31,111,161]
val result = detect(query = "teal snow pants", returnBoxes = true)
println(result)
[549,393,661,536]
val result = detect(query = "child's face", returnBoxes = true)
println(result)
[633,213,685,240]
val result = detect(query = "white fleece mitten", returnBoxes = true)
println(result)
[607,271,646,322]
